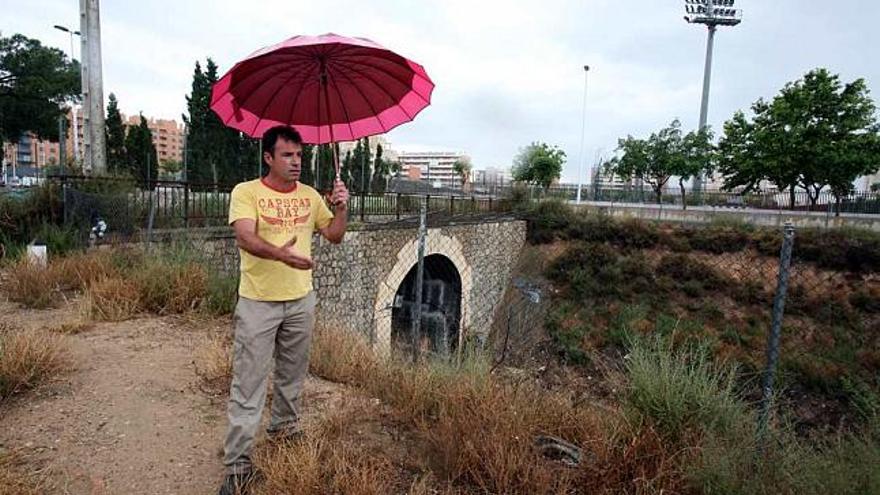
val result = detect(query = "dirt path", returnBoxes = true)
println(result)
[0,301,347,494]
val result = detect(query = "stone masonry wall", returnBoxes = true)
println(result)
[188,220,526,349]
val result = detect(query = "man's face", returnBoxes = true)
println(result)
[265,138,303,182]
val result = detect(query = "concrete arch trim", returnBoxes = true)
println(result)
[373,228,473,353]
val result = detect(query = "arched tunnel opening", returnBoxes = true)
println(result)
[391,254,462,356]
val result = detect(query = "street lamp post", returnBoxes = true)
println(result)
[684,0,742,193]
[54,24,81,168]
[576,65,590,205]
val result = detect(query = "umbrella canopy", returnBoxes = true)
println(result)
[210,33,434,144]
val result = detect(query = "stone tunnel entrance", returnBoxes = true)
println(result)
[391,254,462,355]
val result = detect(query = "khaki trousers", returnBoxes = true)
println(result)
[222,292,317,474]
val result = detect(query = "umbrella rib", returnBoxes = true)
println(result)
[334,57,431,106]
[326,55,434,103]
[281,59,318,133]
[324,67,359,140]
[248,61,316,136]
[333,62,414,121]
[223,52,314,101]
[329,64,389,134]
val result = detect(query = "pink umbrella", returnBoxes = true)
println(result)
[210,33,434,179]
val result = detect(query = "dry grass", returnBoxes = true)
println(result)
[47,319,94,335]
[193,331,233,396]
[135,260,209,314]
[303,327,690,494]
[3,246,236,318]
[81,277,140,321]
[5,259,56,309]
[53,251,118,291]
[0,323,67,401]
[0,449,49,495]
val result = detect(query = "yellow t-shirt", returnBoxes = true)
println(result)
[228,179,334,301]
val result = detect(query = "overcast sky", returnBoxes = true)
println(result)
[4,0,879,181]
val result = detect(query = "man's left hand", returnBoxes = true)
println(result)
[331,180,349,208]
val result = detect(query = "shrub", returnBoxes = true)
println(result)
[624,336,747,443]
[524,199,575,244]
[6,258,57,309]
[83,277,141,321]
[657,254,727,292]
[0,324,67,400]
[684,226,751,254]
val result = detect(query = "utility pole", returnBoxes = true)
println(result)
[576,65,590,205]
[684,0,742,194]
[79,0,107,174]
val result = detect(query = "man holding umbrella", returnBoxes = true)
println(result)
[211,32,433,493]
[219,125,348,494]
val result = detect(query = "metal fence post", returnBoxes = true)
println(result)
[360,192,366,222]
[396,193,401,220]
[412,197,427,364]
[183,181,190,228]
[757,221,795,445]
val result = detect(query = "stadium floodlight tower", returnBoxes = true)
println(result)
[684,0,742,193]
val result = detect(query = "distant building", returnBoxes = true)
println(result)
[337,135,396,162]
[860,172,880,191]
[397,150,469,189]
[126,115,185,165]
[472,166,512,193]
[2,133,62,182]
[591,166,632,189]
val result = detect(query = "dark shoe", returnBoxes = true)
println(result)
[218,471,256,495]
[266,422,305,444]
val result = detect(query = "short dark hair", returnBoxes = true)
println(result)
[262,126,303,156]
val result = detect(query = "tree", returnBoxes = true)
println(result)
[299,143,315,186]
[0,33,80,145]
[607,121,715,207]
[370,143,390,192]
[105,93,126,173]
[183,58,255,188]
[718,68,880,211]
[351,138,371,193]
[124,114,158,185]
[607,121,689,204]
[452,156,472,191]
[340,149,354,187]
[312,143,338,191]
[511,142,565,190]
[161,160,183,179]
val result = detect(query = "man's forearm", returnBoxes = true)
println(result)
[237,232,282,261]
[322,207,348,244]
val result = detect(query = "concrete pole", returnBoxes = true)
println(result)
[85,0,107,174]
[79,0,91,172]
[693,24,717,194]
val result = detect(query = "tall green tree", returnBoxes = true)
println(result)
[183,58,255,187]
[340,150,354,186]
[351,138,372,193]
[105,93,126,173]
[0,33,80,145]
[511,142,565,190]
[299,143,315,186]
[718,68,880,210]
[606,120,714,206]
[124,114,158,185]
[312,143,338,191]
[370,143,390,192]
